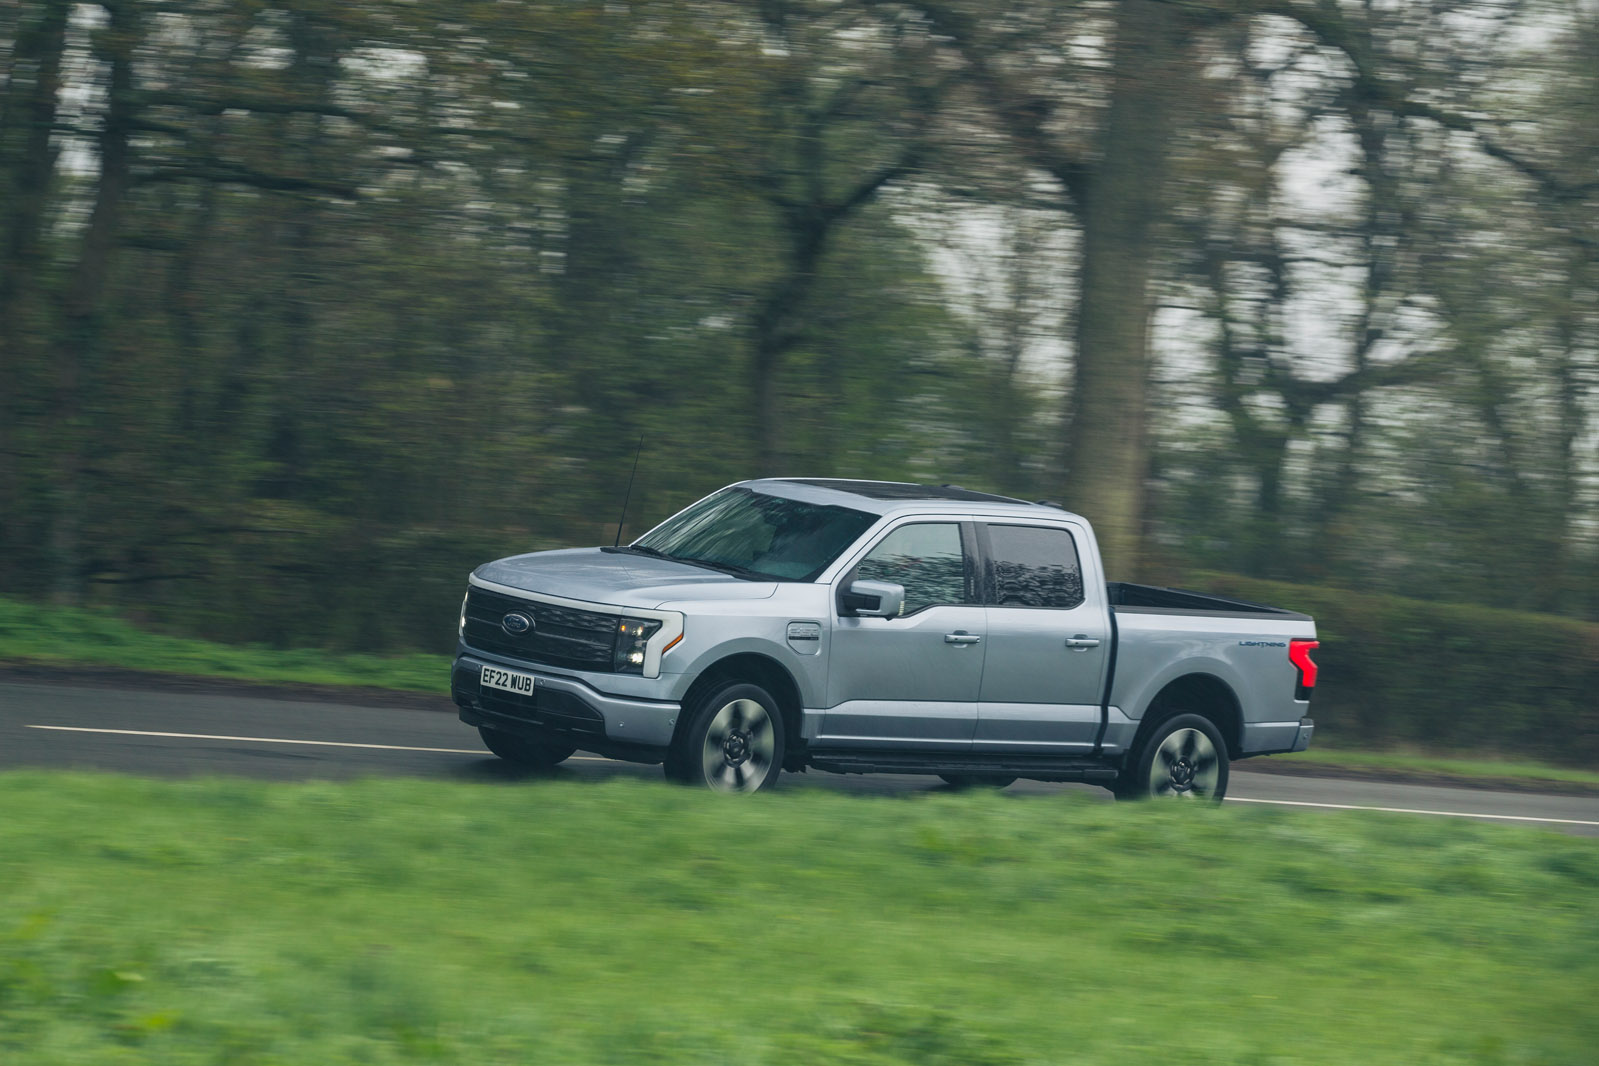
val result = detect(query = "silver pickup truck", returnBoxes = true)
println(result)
[452,479,1317,798]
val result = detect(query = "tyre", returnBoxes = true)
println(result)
[478,725,575,770]
[938,774,1017,790]
[666,682,785,793]
[1113,712,1229,802]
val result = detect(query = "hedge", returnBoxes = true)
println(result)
[1189,572,1599,766]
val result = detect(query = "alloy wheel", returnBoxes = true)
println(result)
[699,697,776,792]
[1148,726,1220,799]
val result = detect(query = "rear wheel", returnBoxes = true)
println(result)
[478,725,575,770]
[938,774,1017,790]
[1114,713,1229,802]
[666,682,785,793]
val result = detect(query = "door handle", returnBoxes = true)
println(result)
[1064,635,1100,650]
[944,632,982,645]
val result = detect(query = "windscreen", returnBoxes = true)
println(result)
[634,487,877,581]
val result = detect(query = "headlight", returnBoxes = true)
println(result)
[613,617,662,673]
[458,592,469,637]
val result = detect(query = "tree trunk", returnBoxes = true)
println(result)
[1537,254,1588,613]
[750,215,826,475]
[0,0,69,585]
[49,0,137,603]
[1244,411,1308,580]
[0,0,67,315]
[1063,0,1187,576]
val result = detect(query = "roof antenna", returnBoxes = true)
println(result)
[614,436,645,547]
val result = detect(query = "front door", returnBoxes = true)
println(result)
[820,522,985,750]
[976,522,1109,753]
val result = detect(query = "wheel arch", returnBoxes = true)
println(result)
[675,652,805,762]
[1130,672,1243,759]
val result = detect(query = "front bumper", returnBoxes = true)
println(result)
[452,654,681,751]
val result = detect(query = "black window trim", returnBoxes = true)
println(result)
[836,519,980,618]
[974,520,1087,611]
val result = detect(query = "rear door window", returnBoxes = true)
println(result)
[983,525,1084,609]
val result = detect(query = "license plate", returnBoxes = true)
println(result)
[481,664,539,696]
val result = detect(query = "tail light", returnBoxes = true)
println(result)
[1289,639,1319,700]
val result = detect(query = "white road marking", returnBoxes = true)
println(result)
[23,725,1599,825]
[25,724,608,761]
[1227,795,1599,827]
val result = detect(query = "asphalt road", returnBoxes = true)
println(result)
[4,680,1598,836]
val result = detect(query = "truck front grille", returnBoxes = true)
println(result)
[462,587,618,672]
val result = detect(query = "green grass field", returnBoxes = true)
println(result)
[2,773,1595,1064]
[1268,748,1599,792]
[0,595,445,694]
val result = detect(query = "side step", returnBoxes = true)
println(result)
[807,751,1120,784]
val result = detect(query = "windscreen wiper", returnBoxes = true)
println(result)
[605,543,732,575]
[600,543,672,559]
[605,543,767,581]
[685,557,772,581]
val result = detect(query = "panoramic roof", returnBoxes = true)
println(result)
[780,478,1031,504]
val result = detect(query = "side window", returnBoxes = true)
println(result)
[986,525,1084,609]
[853,523,968,615]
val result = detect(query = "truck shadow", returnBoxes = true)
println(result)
[445,755,1074,797]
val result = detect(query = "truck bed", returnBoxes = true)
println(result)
[1107,581,1311,620]
[1101,583,1316,758]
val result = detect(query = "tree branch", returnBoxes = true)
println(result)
[1252,0,1597,203]
[888,0,1089,206]
[824,149,919,223]
[1276,348,1455,407]
[138,164,359,199]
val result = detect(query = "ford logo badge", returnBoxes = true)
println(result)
[501,611,534,636]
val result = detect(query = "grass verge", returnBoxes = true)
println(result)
[0,595,445,694]
[2,772,1597,1065]
[1254,748,1599,795]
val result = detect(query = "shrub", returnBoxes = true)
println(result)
[1191,573,1599,766]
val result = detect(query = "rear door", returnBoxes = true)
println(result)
[819,521,986,750]
[975,521,1110,753]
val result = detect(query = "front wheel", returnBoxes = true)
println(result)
[1114,713,1229,802]
[478,726,575,770]
[666,682,785,793]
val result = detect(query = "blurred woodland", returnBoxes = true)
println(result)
[1,0,1595,651]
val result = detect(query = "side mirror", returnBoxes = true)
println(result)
[841,579,905,618]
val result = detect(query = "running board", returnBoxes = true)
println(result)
[806,751,1120,784]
